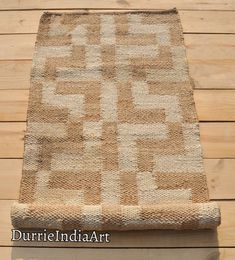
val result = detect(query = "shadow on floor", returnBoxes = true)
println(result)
[11,229,220,259]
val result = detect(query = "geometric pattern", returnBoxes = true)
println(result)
[11,9,220,230]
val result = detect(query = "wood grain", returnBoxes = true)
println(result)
[200,123,235,158]
[0,34,36,60]
[0,90,28,121]
[0,0,234,11]
[0,200,233,247]
[179,10,235,33]
[0,123,25,158]
[0,61,31,90]
[205,159,235,200]
[0,10,234,34]
[194,90,235,121]
[0,159,22,199]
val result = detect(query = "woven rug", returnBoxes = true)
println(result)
[11,9,220,231]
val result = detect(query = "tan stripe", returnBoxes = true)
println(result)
[49,171,101,205]
[102,122,119,171]
[120,172,138,205]
[101,45,116,79]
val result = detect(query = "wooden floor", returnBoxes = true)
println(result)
[0,0,235,259]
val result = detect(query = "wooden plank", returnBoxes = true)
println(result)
[194,90,235,121]
[0,10,234,34]
[0,10,42,34]
[0,34,36,60]
[185,35,235,61]
[0,123,25,158]
[0,0,234,11]
[0,159,22,199]
[1,158,234,200]
[205,159,235,200]
[0,90,28,121]
[186,35,235,89]
[0,34,234,90]
[1,89,235,121]
[0,122,234,158]
[1,247,235,260]
[0,200,233,247]
[200,123,235,158]
[180,10,235,33]
[0,61,31,90]
[189,62,235,90]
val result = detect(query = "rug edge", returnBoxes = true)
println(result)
[11,202,221,231]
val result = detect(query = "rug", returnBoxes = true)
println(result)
[11,9,221,231]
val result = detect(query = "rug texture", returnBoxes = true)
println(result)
[11,9,221,231]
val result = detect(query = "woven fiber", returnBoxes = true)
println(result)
[11,9,221,230]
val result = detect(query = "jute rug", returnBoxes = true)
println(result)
[11,9,221,230]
